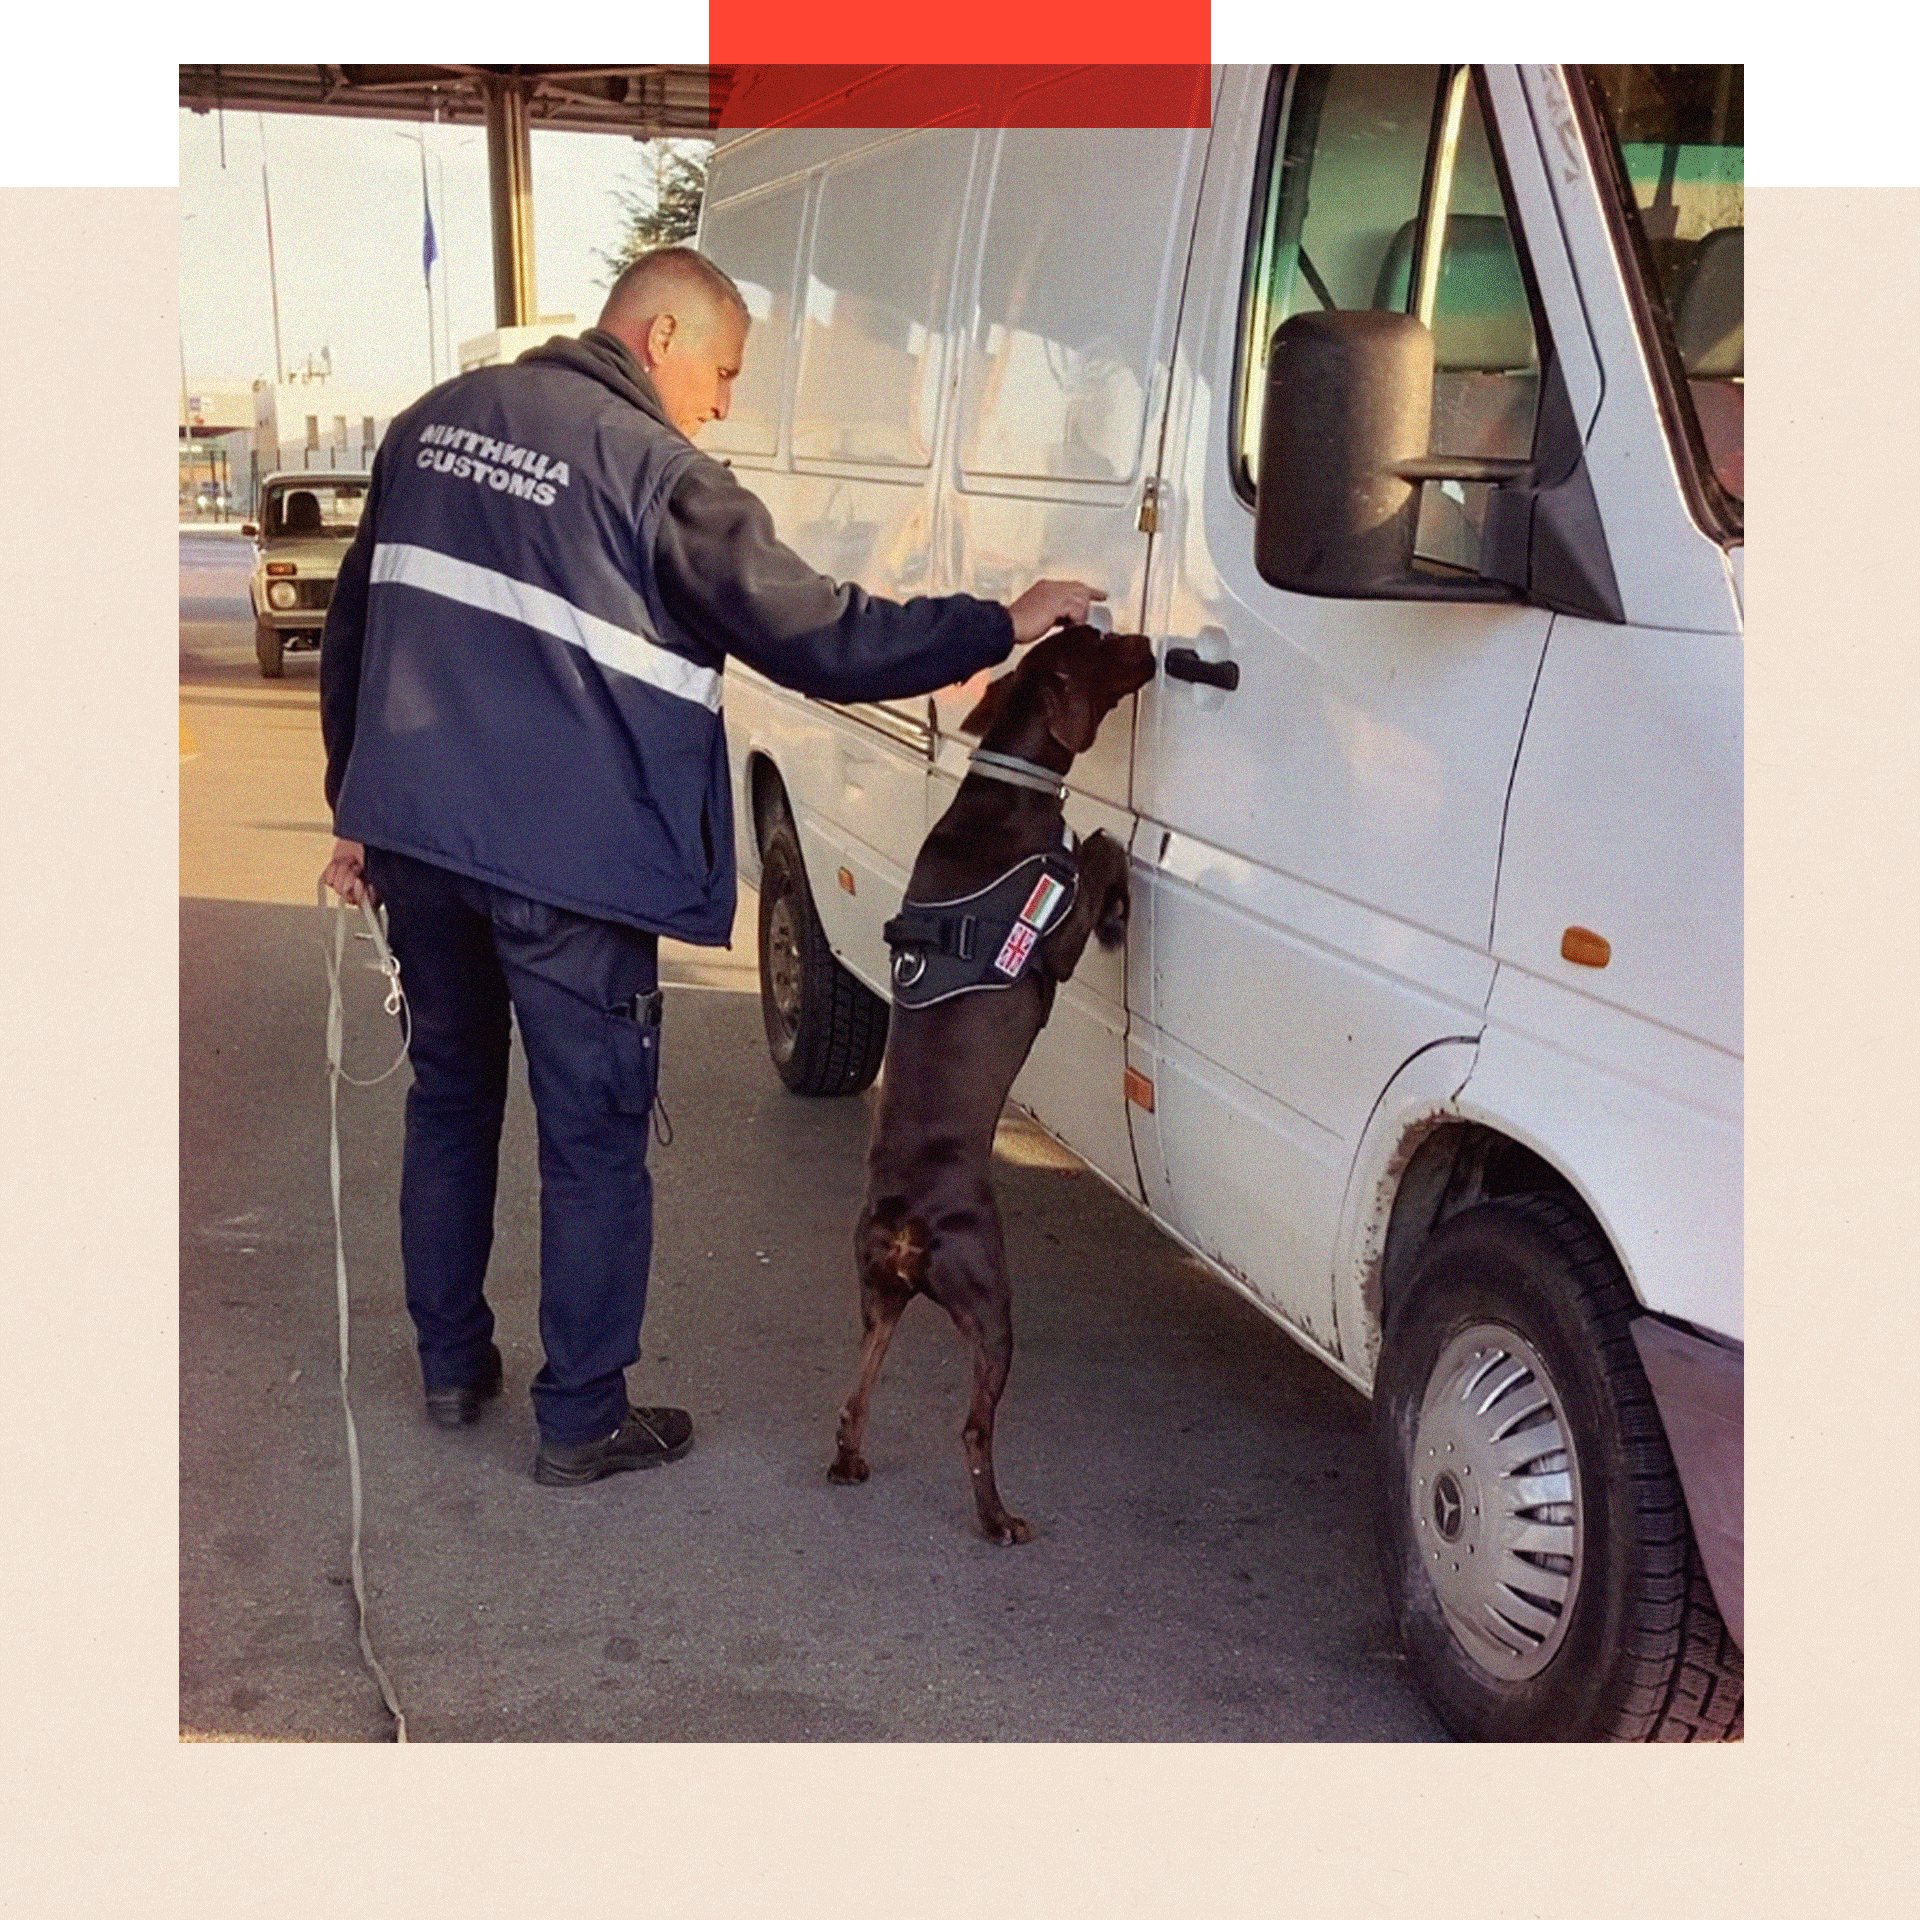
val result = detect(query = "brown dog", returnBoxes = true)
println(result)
[828,623,1157,1542]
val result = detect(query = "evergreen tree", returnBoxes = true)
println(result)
[597,139,712,282]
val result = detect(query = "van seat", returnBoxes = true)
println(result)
[1672,226,1742,377]
[1371,213,1535,372]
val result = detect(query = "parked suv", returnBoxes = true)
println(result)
[243,471,368,677]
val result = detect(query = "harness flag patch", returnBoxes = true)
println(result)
[1020,872,1069,931]
[993,922,1039,978]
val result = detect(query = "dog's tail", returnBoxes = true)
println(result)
[863,1196,931,1287]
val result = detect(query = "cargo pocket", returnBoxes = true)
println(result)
[605,991,662,1117]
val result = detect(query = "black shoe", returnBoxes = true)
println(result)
[424,1344,504,1430]
[533,1405,694,1485]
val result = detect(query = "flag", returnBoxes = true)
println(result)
[419,149,438,287]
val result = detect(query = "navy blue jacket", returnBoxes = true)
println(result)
[321,329,1013,942]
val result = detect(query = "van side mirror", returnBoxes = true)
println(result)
[1255,310,1435,596]
[1252,309,1622,621]
[1253,309,1517,602]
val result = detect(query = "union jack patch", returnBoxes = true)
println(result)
[993,921,1039,977]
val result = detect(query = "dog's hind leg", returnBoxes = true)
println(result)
[954,1283,1030,1545]
[829,1207,921,1485]
[925,1202,1030,1545]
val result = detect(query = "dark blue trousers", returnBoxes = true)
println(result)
[364,847,661,1445]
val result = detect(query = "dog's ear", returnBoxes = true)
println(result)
[959,668,1016,738]
[1040,666,1101,754]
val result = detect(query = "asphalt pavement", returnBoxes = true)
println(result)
[179,528,1445,1743]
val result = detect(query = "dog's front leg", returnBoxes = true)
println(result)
[1039,829,1131,981]
[1079,828,1131,949]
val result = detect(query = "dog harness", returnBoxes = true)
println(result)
[884,824,1080,1009]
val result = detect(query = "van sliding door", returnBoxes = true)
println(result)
[937,98,1215,1195]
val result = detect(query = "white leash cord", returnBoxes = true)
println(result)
[320,883,412,1742]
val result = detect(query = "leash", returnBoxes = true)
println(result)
[319,881,411,1742]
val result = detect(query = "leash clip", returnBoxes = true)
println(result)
[351,899,404,1017]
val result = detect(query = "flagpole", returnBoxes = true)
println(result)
[437,145,454,378]
[398,129,439,388]
[259,114,285,385]
[420,142,437,386]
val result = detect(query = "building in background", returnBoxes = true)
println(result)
[250,367,421,506]
[457,316,579,373]
[180,315,584,522]
[180,380,255,520]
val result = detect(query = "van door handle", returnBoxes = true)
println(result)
[1163,647,1240,691]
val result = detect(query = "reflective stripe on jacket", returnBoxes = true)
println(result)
[322,329,1013,942]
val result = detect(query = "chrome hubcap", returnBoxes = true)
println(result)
[1410,1324,1582,1680]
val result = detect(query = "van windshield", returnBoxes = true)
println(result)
[1584,65,1743,511]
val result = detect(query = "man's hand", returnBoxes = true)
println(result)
[322,837,374,906]
[1009,579,1107,645]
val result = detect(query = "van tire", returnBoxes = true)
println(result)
[255,618,285,679]
[755,815,888,1096]
[1372,1192,1742,1741]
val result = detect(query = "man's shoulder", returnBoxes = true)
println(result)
[662,446,754,514]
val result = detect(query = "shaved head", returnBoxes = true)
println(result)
[598,245,750,440]
[599,246,747,343]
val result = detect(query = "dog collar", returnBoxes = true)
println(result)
[966,749,1067,798]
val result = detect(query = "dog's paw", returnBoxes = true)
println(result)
[1078,832,1131,949]
[827,1455,869,1485]
[983,1513,1034,1545]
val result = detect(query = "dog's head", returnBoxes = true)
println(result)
[961,623,1157,757]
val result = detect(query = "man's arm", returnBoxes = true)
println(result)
[653,459,1099,702]
[318,447,389,814]
[317,448,392,904]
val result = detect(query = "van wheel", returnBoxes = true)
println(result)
[756,815,888,1096]
[1373,1193,1742,1741]
[255,618,285,679]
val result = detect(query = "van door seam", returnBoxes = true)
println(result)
[1486,615,1555,997]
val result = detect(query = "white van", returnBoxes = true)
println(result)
[701,64,1743,1742]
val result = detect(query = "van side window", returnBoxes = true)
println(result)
[702,182,808,462]
[794,133,973,467]
[961,128,1191,485]
[1237,67,1542,572]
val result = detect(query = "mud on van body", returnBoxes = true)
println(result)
[702,64,1743,1742]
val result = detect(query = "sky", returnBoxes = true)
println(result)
[178,106,696,405]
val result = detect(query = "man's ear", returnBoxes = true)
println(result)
[644,312,677,366]
[959,669,1015,738]
[1040,667,1099,753]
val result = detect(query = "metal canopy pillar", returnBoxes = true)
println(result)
[482,74,537,327]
